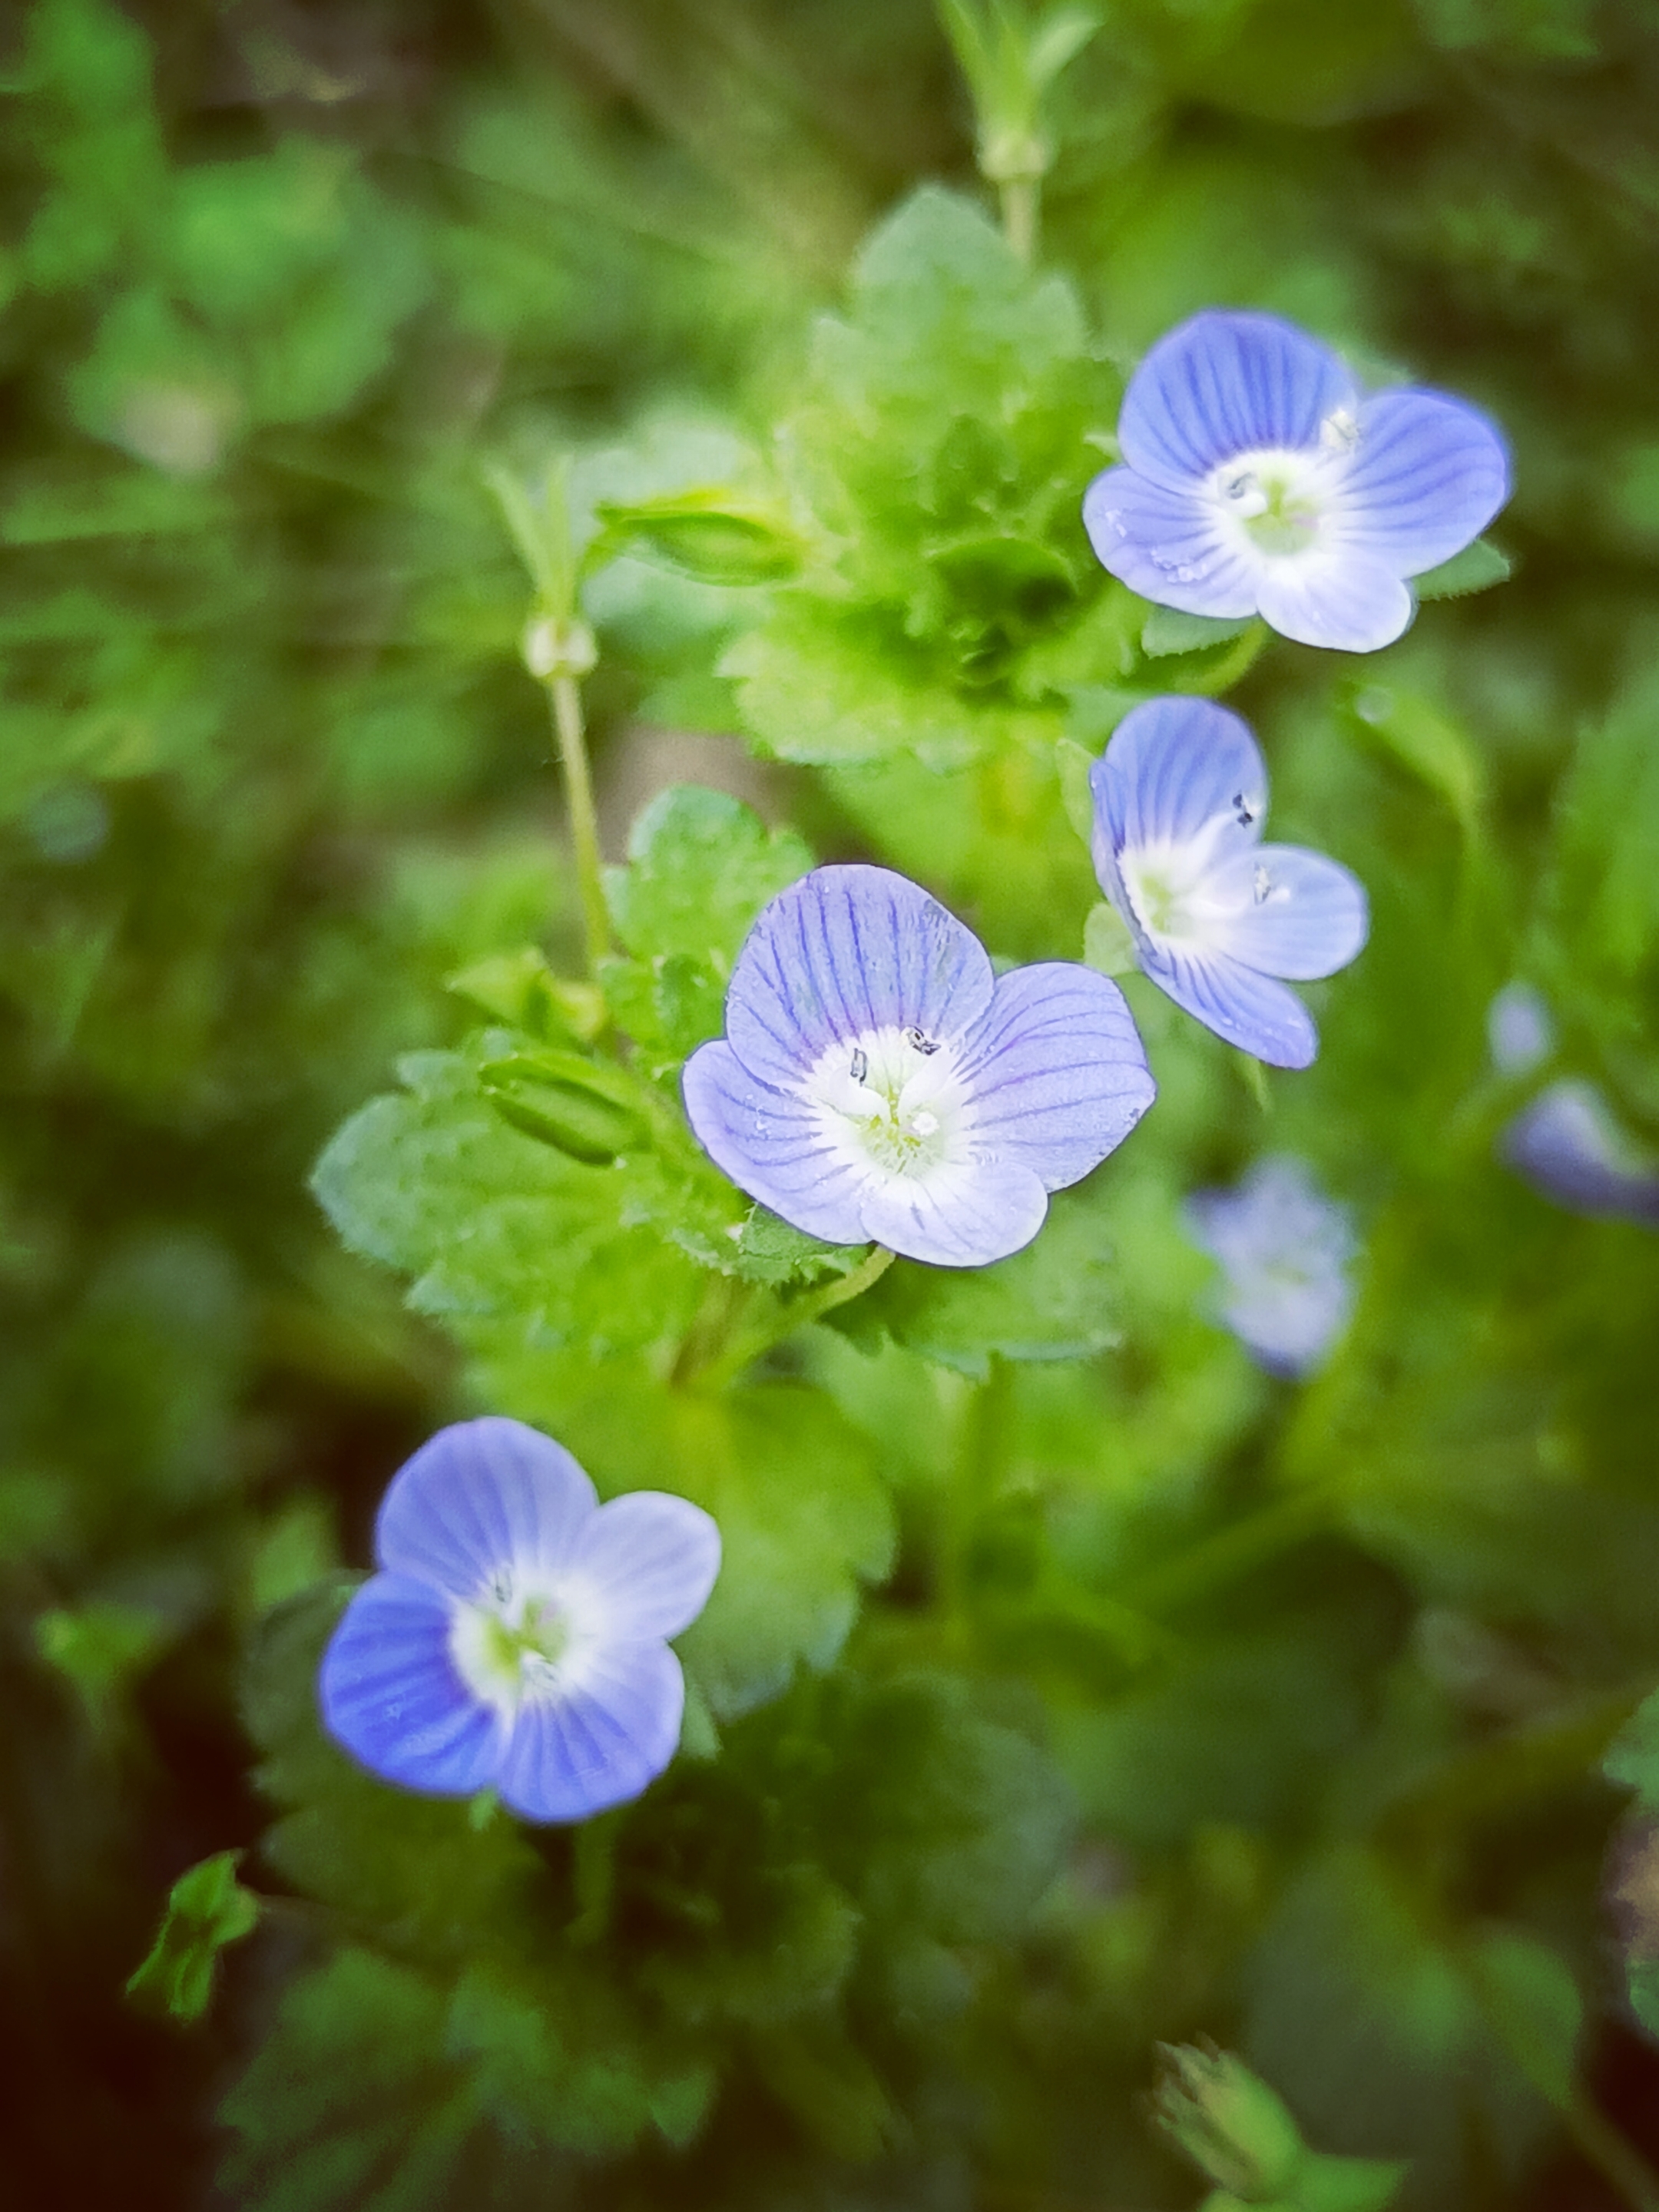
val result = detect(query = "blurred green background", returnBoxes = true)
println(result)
[5,0,1659,2206]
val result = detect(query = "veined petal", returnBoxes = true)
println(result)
[1334,389,1509,576]
[958,964,1155,1190]
[1502,1080,1659,1227]
[1081,466,1261,618]
[856,1155,1050,1267]
[681,1038,873,1243]
[1091,696,1267,860]
[319,1575,504,1796]
[495,1643,684,1823]
[375,1417,597,1599]
[1119,311,1356,492]
[1146,942,1319,1069]
[1204,844,1369,981]
[1255,551,1412,652]
[571,1492,721,1643]
[723,866,993,1091]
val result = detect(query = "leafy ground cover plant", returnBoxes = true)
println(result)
[6,1,1659,2208]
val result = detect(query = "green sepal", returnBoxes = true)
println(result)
[126,1851,261,2023]
[1083,899,1137,976]
[1055,733,1097,843]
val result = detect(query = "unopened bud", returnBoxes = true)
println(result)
[1153,2045,1304,2203]
[521,613,598,683]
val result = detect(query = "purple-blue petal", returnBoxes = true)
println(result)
[1118,310,1356,491]
[1254,551,1412,652]
[1205,844,1369,981]
[375,1417,597,1600]
[1081,465,1261,618]
[680,1038,872,1244]
[722,865,994,1091]
[1502,1081,1659,1227]
[319,1574,504,1797]
[1185,1157,1356,1377]
[1091,696,1267,862]
[958,964,1155,1190]
[856,1157,1051,1268]
[1144,942,1319,1068]
[494,1644,685,1823]
[572,1492,721,1643]
[1336,389,1510,575]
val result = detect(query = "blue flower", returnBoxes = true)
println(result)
[1501,1080,1659,1227]
[1185,1156,1358,1377]
[1088,695,1368,1068]
[1486,982,1555,1078]
[319,1418,720,1823]
[1084,310,1510,653]
[681,865,1156,1268]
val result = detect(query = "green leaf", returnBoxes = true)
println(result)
[1411,536,1511,601]
[604,783,812,966]
[724,604,1001,769]
[1344,682,1485,833]
[35,1597,170,1717]
[127,1852,260,2022]
[730,1205,869,1289]
[1141,605,1255,657]
[217,1949,486,2212]
[846,1180,1124,1377]
[558,1385,896,1718]
[1464,1926,1581,2111]
[593,488,803,585]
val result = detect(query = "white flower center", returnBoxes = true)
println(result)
[801,1024,970,1184]
[1118,811,1272,952]
[1207,426,1353,561]
[450,1568,585,1714]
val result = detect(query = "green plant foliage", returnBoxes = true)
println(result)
[125,1851,260,2022]
[10,0,1659,2202]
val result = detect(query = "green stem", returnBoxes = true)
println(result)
[1000,175,1038,263]
[548,673,610,975]
[691,1245,896,1392]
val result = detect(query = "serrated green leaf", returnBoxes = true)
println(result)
[844,1180,1124,1378]
[1412,537,1511,601]
[604,783,811,965]
[730,1205,868,1289]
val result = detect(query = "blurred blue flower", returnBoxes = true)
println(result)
[1088,695,1368,1068]
[682,864,1155,1267]
[1185,1156,1358,1377]
[1502,1079,1659,1227]
[1486,981,1555,1078]
[1084,310,1509,653]
[320,1418,720,1823]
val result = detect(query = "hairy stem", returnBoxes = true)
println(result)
[690,1244,896,1392]
[548,674,610,975]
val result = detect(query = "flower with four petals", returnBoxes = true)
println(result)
[320,1417,720,1823]
[1088,694,1368,1068]
[1084,308,1509,653]
[1185,1155,1358,1377]
[682,864,1156,1267]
